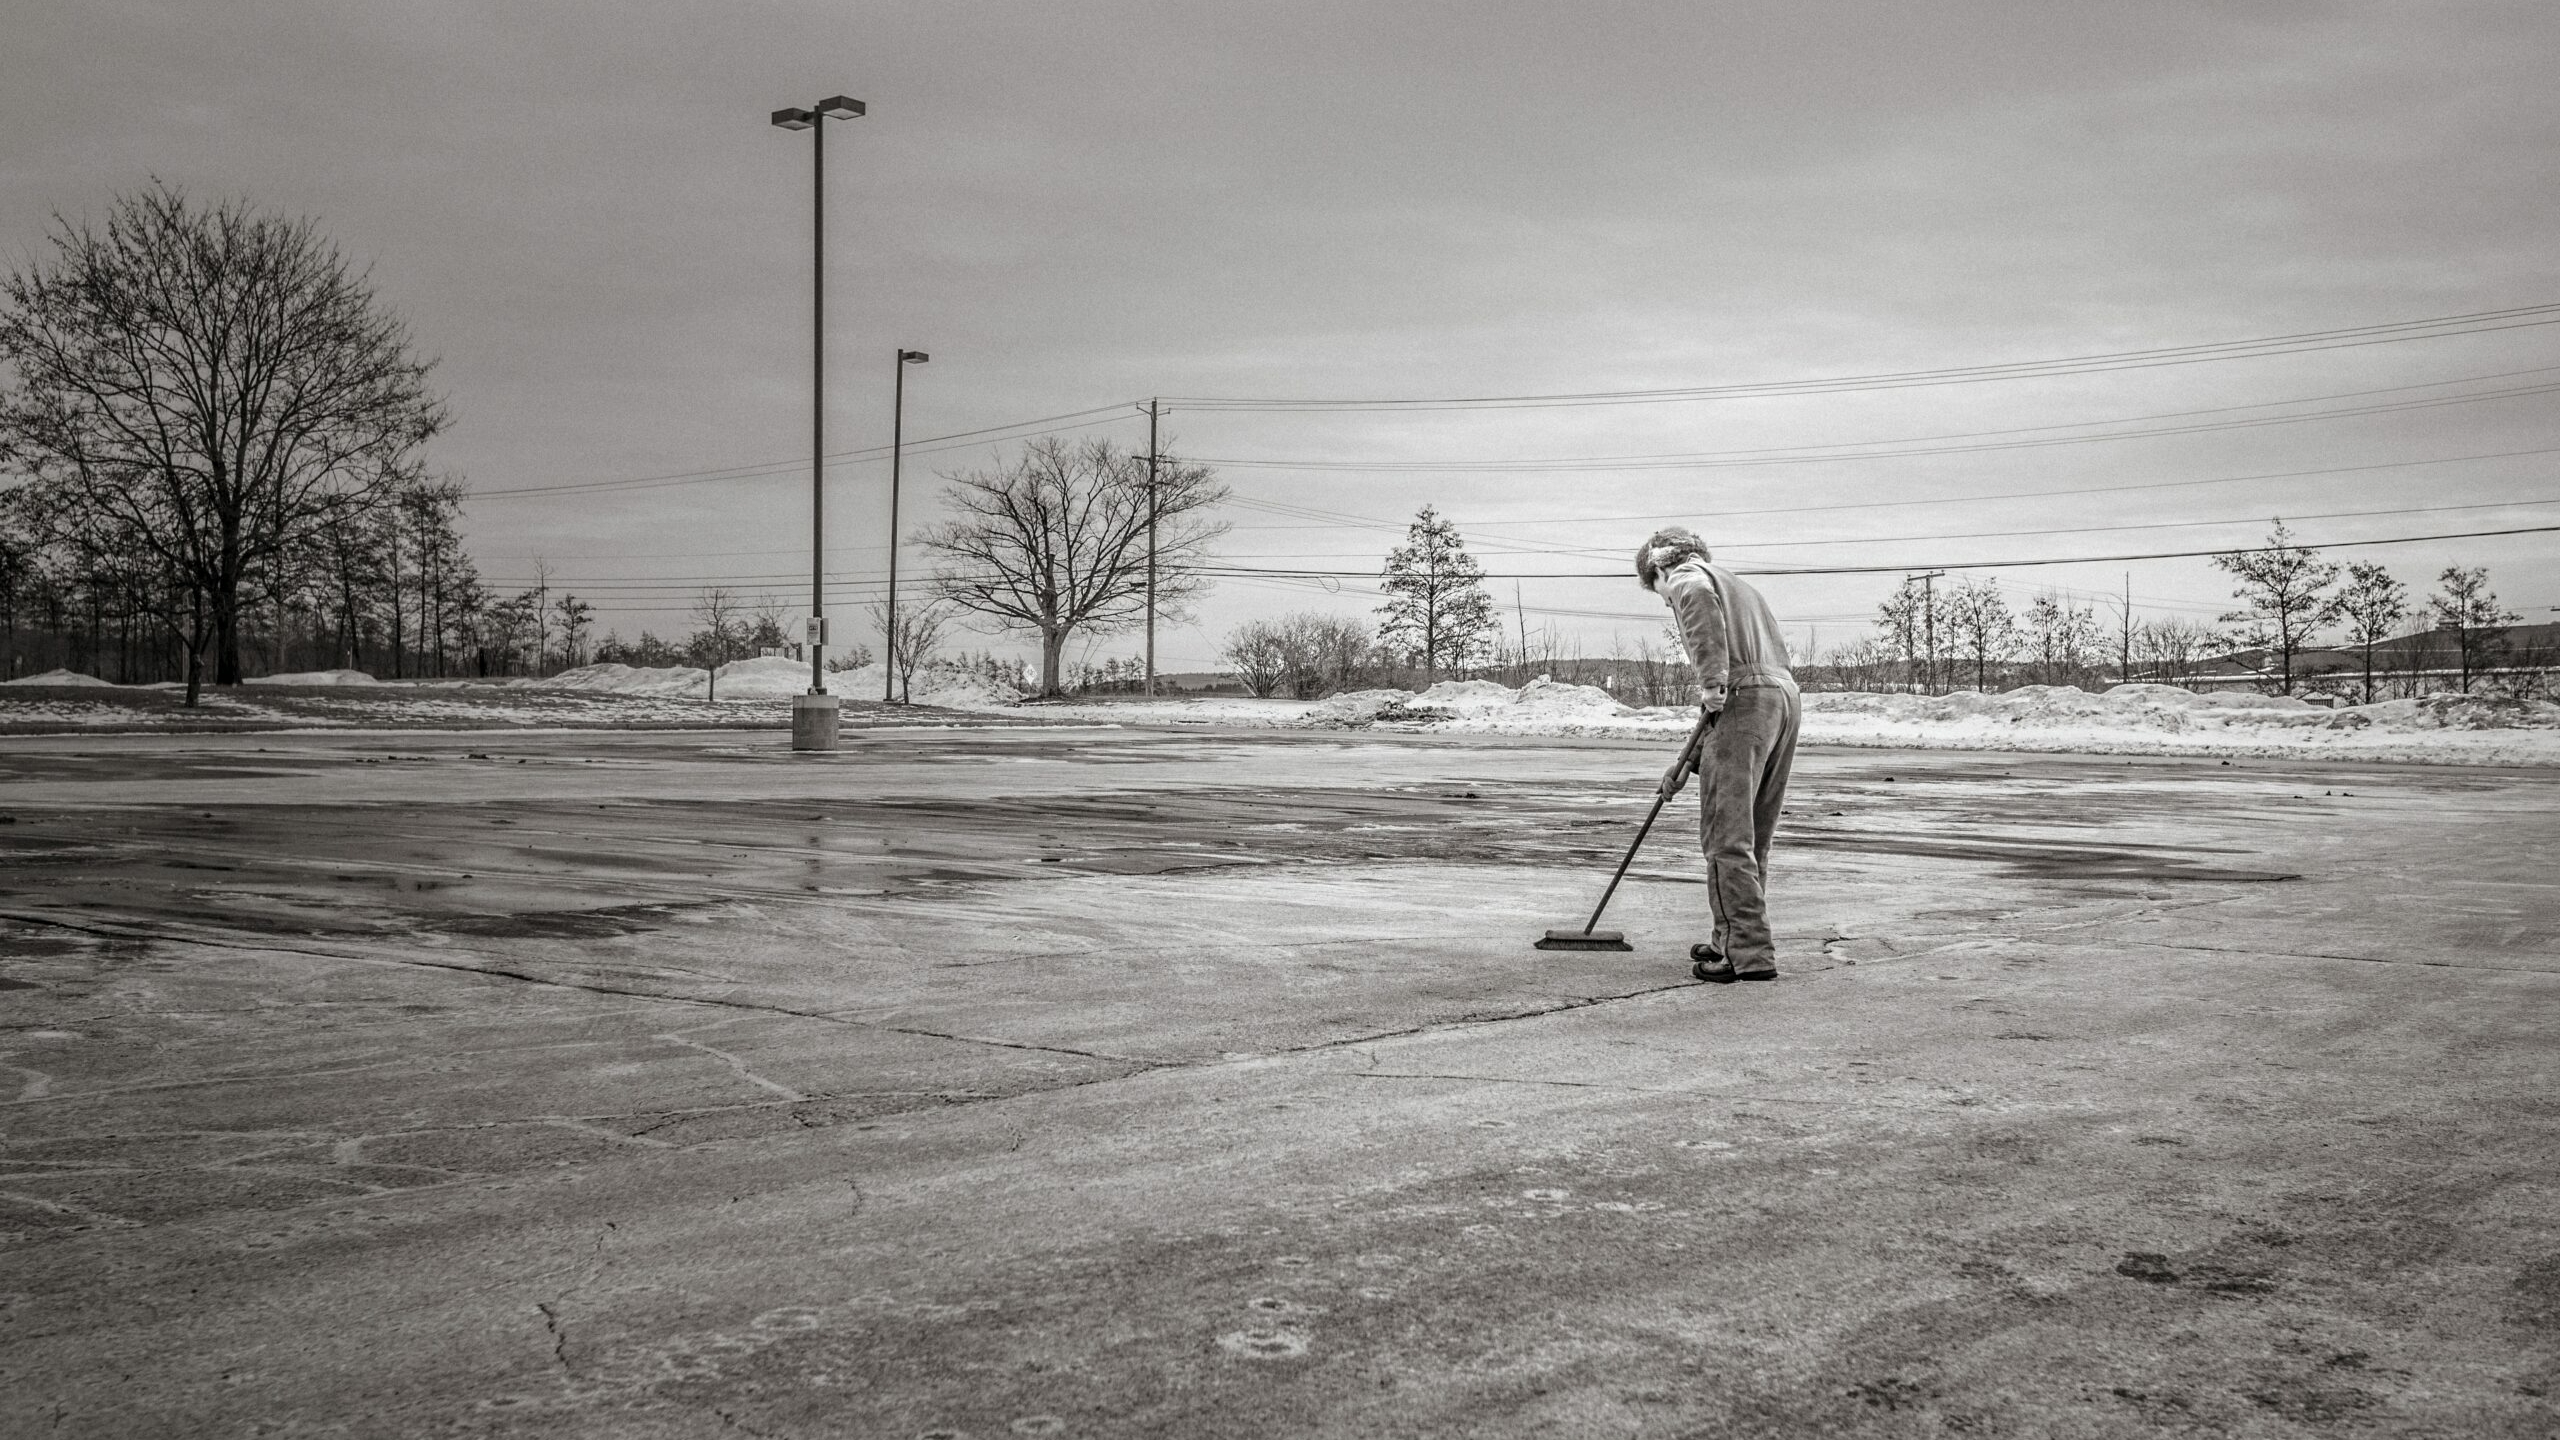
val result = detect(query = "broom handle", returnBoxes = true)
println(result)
[1578,708,1715,935]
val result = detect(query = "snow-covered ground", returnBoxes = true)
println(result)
[529,655,1023,709]
[1024,678,2560,767]
[7,663,2553,764]
[243,668,379,686]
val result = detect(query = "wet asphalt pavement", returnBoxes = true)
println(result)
[1,724,2554,1437]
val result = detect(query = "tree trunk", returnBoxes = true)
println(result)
[213,582,244,685]
[1040,627,1068,696]
[184,587,206,707]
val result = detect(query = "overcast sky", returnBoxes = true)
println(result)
[8,0,2556,668]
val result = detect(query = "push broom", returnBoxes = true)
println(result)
[1535,708,1715,952]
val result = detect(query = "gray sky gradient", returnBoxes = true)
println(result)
[8,1,2555,667]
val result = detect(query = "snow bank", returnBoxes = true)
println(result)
[536,655,1026,708]
[1,669,114,687]
[246,668,379,686]
[1798,683,2560,738]
[1309,676,1630,731]
[540,661,714,698]
[540,657,812,700]
[832,662,1026,711]
[1290,678,2560,765]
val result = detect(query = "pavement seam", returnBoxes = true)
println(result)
[0,908,1148,1070]
[2109,935,2560,975]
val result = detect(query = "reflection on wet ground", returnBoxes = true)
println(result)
[0,732,2336,942]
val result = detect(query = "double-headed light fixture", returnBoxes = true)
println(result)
[770,95,865,751]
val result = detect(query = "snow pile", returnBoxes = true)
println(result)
[246,669,378,686]
[1792,683,2560,763]
[1278,677,2560,764]
[698,655,819,700]
[2330,692,2560,731]
[541,661,716,698]
[2,669,115,687]
[536,656,810,701]
[833,662,1027,711]
[535,655,1026,708]
[1800,683,2335,735]
[1309,676,1630,731]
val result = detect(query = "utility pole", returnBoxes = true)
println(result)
[1515,580,1528,680]
[2120,572,2133,686]
[884,348,928,703]
[1144,399,1160,697]
[1915,570,1946,696]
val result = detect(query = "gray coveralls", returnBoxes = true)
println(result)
[1657,558,1801,969]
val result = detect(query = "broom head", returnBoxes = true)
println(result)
[1535,928,1632,952]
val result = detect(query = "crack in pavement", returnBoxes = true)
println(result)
[1350,1070,1668,1093]
[535,1301,569,1374]
[0,908,1156,1071]
[868,1022,1150,1066]
[2111,936,2560,975]
[653,1034,808,1102]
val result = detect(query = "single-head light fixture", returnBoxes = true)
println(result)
[815,95,866,120]
[770,107,816,130]
[900,349,929,364]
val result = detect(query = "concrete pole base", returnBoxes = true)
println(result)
[790,692,841,752]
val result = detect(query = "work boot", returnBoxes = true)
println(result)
[1692,944,1776,984]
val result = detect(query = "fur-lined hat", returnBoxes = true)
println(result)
[1634,526,1710,591]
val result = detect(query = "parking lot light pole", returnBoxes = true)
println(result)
[885,348,928,703]
[771,94,864,751]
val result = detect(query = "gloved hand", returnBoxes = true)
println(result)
[1658,750,1697,799]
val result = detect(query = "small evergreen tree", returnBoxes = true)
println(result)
[1375,506,1497,683]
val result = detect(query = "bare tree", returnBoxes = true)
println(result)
[689,585,745,700]
[1291,613,1377,698]
[922,437,1227,697]
[1222,619,1290,697]
[0,184,447,703]
[1376,506,1498,683]
[1874,580,1924,693]
[2211,521,2341,696]
[1231,611,1379,699]
[751,592,795,654]
[2428,565,2518,694]
[866,594,953,703]
[2335,562,2407,704]
[2024,593,2104,686]
[2135,617,2222,687]
[1939,577,2017,692]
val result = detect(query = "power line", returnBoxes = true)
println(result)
[1214,446,2560,541]
[518,512,2557,599]
[1159,302,2560,411]
[500,490,2558,588]
[1186,522,2560,580]
[1184,375,2560,473]
[465,403,1139,500]
[1708,494,2560,552]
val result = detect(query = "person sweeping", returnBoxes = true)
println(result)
[1636,527,1801,982]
